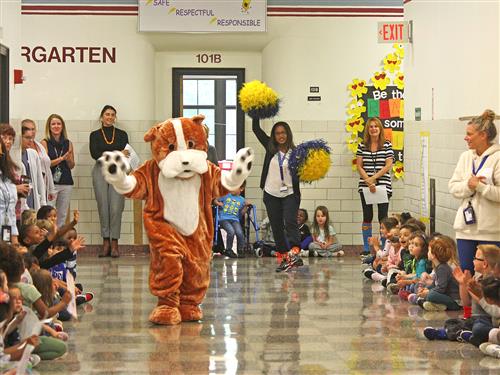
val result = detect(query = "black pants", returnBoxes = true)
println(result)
[359,192,390,223]
[263,191,300,254]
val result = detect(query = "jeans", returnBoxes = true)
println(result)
[263,192,300,254]
[471,316,493,347]
[457,239,500,274]
[426,289,461,310]
[220,220,244,253]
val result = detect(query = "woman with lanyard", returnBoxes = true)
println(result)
[0,138,21,245]
[41,114,75,228]
[449,109,500,273]
[252,118,303,272]
[89,105,129,258]
[356,117,394,256]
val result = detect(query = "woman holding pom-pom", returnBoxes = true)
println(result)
[252,119,303,272]
[240,80,303,272]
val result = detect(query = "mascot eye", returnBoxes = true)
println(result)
[168,144,176,152]
[187,140,195,149]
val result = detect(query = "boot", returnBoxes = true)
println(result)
[361,222,372,255]
[111,239,120,258]
[98,238,111,258]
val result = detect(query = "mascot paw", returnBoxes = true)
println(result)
[222,147,254,190]
[179,304,203,322]
[98,151,130,184]
[149,305,182,325]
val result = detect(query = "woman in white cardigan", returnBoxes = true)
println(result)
[20,125,46,211]
[448,109,500,273]
[21,119,55,203]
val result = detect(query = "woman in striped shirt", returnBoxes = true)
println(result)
[356,117,394,255]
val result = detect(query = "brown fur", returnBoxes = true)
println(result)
[125,117,227,325]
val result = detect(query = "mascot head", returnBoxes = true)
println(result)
[144,115,208,179]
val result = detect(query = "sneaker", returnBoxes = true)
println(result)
[237,252,245,258]
[299,250,309,257]
[417,298,426,309]
[408,293,418,304]
[398,289,411,300]
[224,250,238,259]
[423,327,447,340]
[363,269,375,279]
[53,322,63,332]
[457,330,472,343]
[423,301,447,311]
[381,278,388,288]
[76,292,94,306]
[276,256,289,272]
[29,354,41,367]
[276,254,303,273]
[480,343,500,358]
[387,283,400,295]
[371,273,386,282]
[333,250,345,257]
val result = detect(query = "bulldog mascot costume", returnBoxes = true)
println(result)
[99,115,253,325]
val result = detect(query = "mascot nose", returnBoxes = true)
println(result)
[182,161,189,166]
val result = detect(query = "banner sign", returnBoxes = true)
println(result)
[138,0,267,32]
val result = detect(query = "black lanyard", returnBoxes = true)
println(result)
[472,155,489,175]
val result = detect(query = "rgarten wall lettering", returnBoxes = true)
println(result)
[21,46,116,63]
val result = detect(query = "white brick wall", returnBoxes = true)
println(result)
[245,119,404,245]
[16,117,410,246]
[403,119,465,237]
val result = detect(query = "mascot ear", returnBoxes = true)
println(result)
[144,125,160,143]
[191,114,205,126]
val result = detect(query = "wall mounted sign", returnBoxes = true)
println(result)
[378,22,409,43]
[21,46,116,63]
[138,0,267,32]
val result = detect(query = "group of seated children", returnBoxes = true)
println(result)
[0,204,92,371]
[361,211,500,359]
[296,206,343,258]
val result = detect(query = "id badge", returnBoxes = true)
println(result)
[1,225,11,243]
[53,166,62,183]
[463,202,476,225]
[279,185,288,193]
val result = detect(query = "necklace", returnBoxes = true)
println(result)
[101,126,115,145]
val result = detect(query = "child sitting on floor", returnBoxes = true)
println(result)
[308,206,343,257]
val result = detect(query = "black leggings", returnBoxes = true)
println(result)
[359,192,390,223]
[263,191,300,254]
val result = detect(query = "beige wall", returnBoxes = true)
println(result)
[402,0,499,238]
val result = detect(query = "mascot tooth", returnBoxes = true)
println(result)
[99,115,253,325]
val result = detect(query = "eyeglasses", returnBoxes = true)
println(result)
[473,257,485,262]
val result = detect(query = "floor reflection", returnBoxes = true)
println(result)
[34,256,499,374]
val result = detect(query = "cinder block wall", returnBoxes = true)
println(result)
[403,119,467,236]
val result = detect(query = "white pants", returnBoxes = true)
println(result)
[50,184,73,228]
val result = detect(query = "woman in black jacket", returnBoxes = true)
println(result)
[252,118,302,272]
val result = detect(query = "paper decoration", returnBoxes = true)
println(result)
[394,72,404,90]
[393,43,405,59]
[346,117,364,134]
[367,99,380,117]
[347,99,366,118]
[383,53,401,73]
[389,99,401,117]
[392,131,404,150]
[371,71,390,90]
[346,44,405,179]
[348,79,368,98]
[384,128,393,142]
[379,100,390,119]
[66,272,78,319]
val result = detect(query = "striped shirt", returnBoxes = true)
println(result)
[356,141,394,194]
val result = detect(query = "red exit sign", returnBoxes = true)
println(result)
[378,22,409,43]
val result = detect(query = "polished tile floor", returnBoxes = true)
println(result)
[36,256,499,374]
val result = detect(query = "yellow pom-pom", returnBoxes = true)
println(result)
[298,149,331,183]
[238,81,280,119]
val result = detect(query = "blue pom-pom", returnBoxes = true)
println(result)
[247,101,280,120]
[289,139,331,176]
